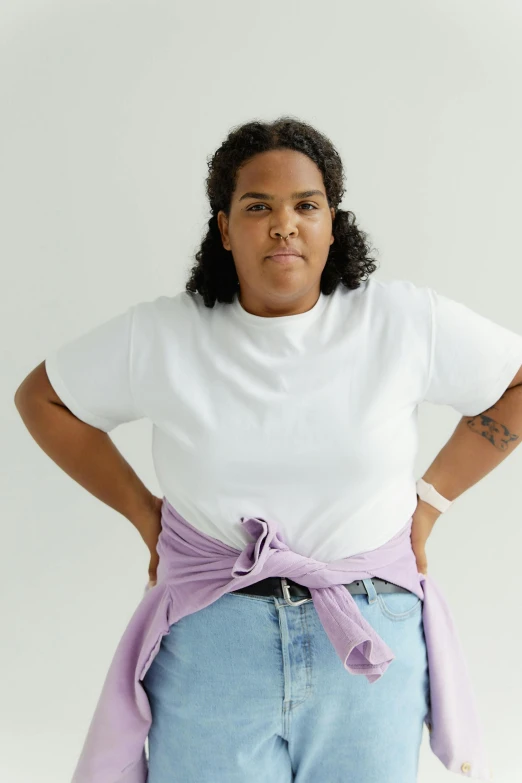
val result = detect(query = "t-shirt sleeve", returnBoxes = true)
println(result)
[44,304,144,432]
[423,287,522,415]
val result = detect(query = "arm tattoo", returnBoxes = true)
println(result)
[466,413,520,452]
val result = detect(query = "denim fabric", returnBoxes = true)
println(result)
[142,577,430,783]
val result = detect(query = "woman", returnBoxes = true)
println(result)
[16,117,521,782]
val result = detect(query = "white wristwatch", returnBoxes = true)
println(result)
[416,477,454,513]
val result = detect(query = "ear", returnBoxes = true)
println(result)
[217,210,230,251]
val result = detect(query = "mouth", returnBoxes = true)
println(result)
[267,254,302,263]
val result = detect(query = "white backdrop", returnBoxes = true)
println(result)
[3,1,522,781]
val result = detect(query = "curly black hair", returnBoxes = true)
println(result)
[185,116,380,307]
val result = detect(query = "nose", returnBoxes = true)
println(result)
[272,223,297,238]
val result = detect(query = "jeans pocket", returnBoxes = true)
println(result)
[376,590,422,620]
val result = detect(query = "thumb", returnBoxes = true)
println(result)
[416,555,428,575]
[412,542,428,575]
[148,549,160,585]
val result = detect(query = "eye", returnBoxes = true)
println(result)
[247,203,318,212]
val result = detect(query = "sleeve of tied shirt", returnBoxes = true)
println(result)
[44,303,145,432]
[422,287,522,415]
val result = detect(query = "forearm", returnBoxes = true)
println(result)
[420,385,522,514]
[14,395,155,526]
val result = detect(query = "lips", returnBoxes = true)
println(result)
[268,254,301,264]
[267,246,302,257]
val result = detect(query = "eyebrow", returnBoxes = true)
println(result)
[238,189,326,202]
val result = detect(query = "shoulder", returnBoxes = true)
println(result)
[362,277,431,324]
[366,276,428,301]
[132,289,201,326]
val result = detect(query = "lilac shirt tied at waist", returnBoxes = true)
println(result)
[70,498,493,783]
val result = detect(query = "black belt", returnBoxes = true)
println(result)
[231,576,411,606]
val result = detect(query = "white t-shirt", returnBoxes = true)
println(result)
[44,278,522,562]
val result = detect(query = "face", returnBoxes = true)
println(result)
[217,149,335,317]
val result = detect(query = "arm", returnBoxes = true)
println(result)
[410,378,522,573]
[14,361,157,540]
[420,382,522,516]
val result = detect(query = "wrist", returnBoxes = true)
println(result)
[126,496,163,544]
[416,477,454,514]
[416,495,443,520]
[138,513,162,549]
[123,489,159,523]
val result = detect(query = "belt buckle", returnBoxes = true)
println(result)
[280,577,310,606]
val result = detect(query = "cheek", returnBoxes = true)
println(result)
[233,223,264,246]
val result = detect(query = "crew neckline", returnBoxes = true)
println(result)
[231,289,328,327]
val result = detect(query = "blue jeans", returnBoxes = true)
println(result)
[142,577,430,782]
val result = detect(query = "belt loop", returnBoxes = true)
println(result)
[362,577,378,604]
